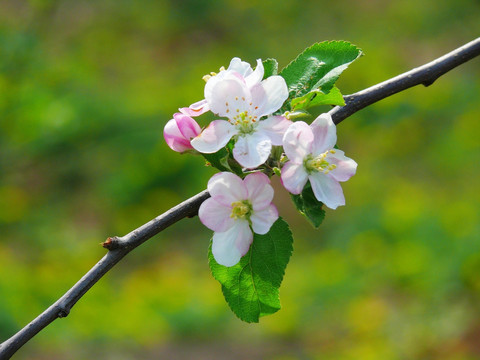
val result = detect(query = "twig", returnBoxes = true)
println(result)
[330,37,480,124]
[1,37,479,360]
[0,190,210,360]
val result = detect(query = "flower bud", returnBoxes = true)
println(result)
[164,113,201,153]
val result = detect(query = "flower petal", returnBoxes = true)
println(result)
[233,220,254,256]
[191,120,238,154]
[250,75,288,118]
[207,172,248,206]
[327,149,358,182]
[198,198,235,232]
[281,161,309,194]
[174,113,201,139]
[244,172,274,211]
[212,220,253,267]
[251,204,278,235]
[245,59,264,89]
[282,121,313,163]
[233,132,272,169]
[227,57,253,77]
[205,74,250,117]
[309,173,345,210]
[256,115,292,146]
[179,99,210,117]
[310,113,337,154]
[163,119,192,152]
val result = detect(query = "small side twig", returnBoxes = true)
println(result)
[1,37,479,360]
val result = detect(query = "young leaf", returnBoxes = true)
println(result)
[291,183,326,228]
[202,148,232,172]
[280,41,362,107]
[291,86,345,111]
[209,218,294,323]
[202,141,243,175]
[262,58,278,78]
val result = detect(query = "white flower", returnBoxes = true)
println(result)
[281,113,357,209]
[191,58,290,169]
[178,58,257,117]
[199,172,278,267]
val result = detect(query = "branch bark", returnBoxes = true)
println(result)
[330,37,480,124]
[1,37,479,360]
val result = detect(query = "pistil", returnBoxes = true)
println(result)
[230,200,253,220]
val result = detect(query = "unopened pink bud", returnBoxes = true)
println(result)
[164,113,201,153]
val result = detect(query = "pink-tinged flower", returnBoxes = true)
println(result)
[281,113,357,210]
[191,58,290,169]
[199,172,279,267]
[164,113,201,152]
[179,58,256,117]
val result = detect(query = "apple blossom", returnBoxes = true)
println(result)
[179,57,258,117]
[281,113,357,210]
[163,112,201,153]
[199,172,278,267]
[191,58,290,169]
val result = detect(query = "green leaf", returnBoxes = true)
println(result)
[202,140,243,175]
[202,148,232,172]
[291,86,345,111]
[262,58,278,78]
[209,218,293,323]
[280,41,362,107]
[291,183,326,228]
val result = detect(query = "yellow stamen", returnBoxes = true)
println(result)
[230,201,252,219]
[304,151,336,174]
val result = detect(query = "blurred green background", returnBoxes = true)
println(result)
[1,0,479,359]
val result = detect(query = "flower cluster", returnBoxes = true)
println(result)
[164,57,357,266]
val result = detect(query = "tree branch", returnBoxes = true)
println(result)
[0,190,210,360]
[1,37,479,360]
[330,37,480,124]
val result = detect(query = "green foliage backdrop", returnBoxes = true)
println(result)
[1,0,479,359]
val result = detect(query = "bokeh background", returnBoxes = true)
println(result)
[1,0,479,359]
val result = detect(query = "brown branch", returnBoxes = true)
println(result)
[0,190,210,360]
[330,37,480,124]
[1,37,479,360]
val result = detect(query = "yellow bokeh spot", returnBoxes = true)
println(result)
[343,340,396,360]
[0,186,28,223]
[311,249,348,285]
[349,231,387,268]
[382,180,428,231]
[347,296,389,334]
[390,240,430,277]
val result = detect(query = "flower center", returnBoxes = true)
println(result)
[230,200,253,220]
[304,150,337,174]
[231,110,259,135]
[224,97,260,135]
